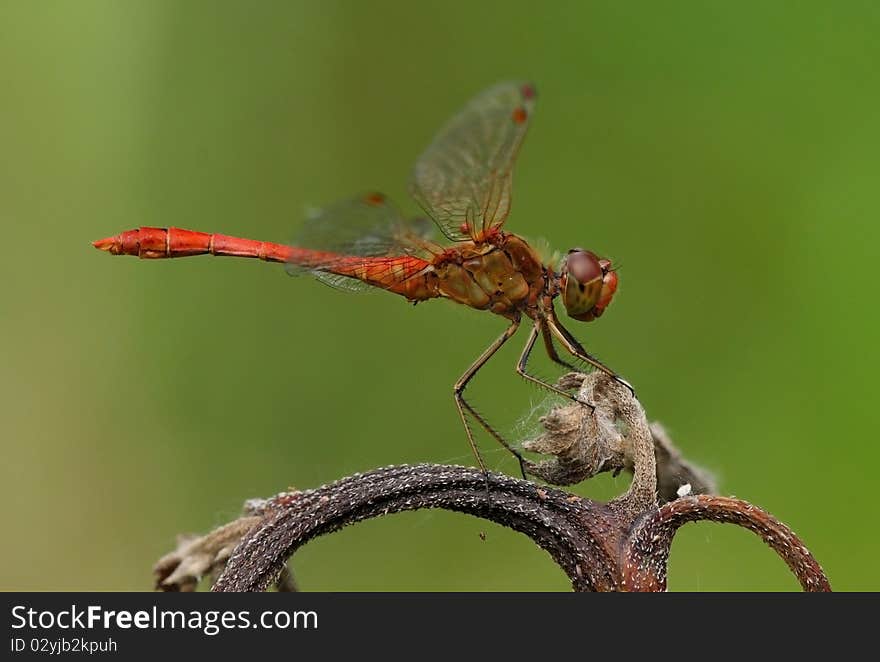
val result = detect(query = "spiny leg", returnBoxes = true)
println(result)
[458,398,527,480]
[546,316,636,397]
[542,322,579,371]
[454,318,527,480]
[515,323,593,406]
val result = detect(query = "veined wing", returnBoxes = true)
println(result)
[409,81,536,242]
[286,192,436,292]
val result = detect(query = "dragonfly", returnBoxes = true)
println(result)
[93,81,632,477]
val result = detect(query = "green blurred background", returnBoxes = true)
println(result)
[2,1,877,591]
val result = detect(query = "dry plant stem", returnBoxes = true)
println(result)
[650,422,716,503]
[154,516,262,591]
[213,466,625,592]
[522,374,716,503]
[212,465,830,592]
[177,372,829,592]
[521,371,659,520]
[622,495,832,592]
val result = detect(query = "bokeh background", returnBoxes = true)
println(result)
[2,1,878,591]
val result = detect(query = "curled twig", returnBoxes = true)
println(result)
[152,372,830,592]
[212,466,625,592]
[621,495,832,591]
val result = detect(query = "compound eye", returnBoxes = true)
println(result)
[567,250,602,284]
[562,250,603,320]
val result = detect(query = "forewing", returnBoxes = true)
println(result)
[409,81,536,241]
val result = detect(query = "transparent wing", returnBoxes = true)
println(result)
[286,192,435,293]
[409,81,536,242]
[309,271,374,293]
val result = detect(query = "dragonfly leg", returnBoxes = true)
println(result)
[546,317,636,397]
[541,323,579,371]
[454,318,527,479]
[457,398,528,481]
[515,323,591,406]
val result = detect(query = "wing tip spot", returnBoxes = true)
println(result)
[521,83,537,100]
[511,106,528,124]
[363,192,386,206]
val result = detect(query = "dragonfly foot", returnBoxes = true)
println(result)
[517,457,528,481]
[573,395,597,412]
[613,375,636,399]
[480,469,491,499]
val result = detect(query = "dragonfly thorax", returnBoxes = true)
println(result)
[431,233,547,318]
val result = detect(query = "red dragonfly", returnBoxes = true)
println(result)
[93,81,631,476]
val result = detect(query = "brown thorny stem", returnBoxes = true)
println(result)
[154,372,830,592]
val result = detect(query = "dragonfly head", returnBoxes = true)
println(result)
[559,249,618,322]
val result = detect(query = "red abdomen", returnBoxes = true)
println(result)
[93,227,295,262]
[93,226,440,302]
